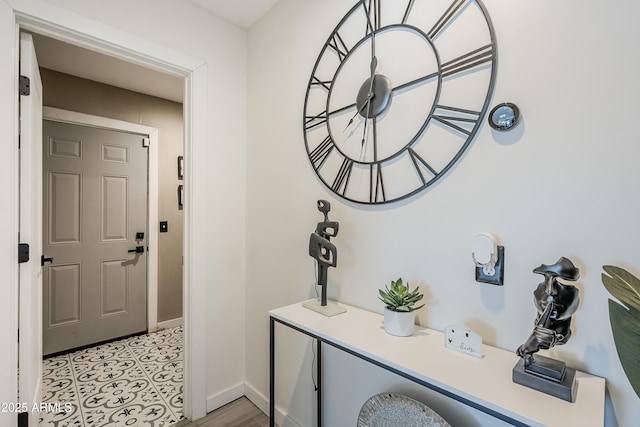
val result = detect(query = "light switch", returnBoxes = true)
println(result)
[160,221,168,233]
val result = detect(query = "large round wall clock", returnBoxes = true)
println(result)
[303,0,497,205]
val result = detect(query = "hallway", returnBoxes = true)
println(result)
[40,326,183,426]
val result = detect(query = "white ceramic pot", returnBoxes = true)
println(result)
[384,308,415,337]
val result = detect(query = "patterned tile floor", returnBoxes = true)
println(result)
[40,326,184,426]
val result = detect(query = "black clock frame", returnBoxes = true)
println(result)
[303,0,498,205]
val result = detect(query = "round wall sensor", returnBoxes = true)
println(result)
[488,102,521,131]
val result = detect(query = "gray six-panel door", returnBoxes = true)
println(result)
[42,120,148,355]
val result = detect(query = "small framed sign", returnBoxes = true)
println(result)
[445,324,483,358]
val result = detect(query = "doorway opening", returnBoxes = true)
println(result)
[34,44,186,425]
[13,6,209,421]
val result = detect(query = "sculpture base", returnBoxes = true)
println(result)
[302,299,346,317]
[513,355,577,402]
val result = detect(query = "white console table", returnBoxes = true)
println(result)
[269,300,605,427]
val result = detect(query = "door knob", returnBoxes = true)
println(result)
[41,255,53,266]
[128,246,145,254]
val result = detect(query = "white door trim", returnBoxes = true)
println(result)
[42,106,160,333]
[8,0,208,422]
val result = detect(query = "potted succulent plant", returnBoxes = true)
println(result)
[378,278,425,336]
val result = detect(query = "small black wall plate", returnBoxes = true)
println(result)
[475,245,505,286]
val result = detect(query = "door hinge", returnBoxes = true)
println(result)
[18,411,28,427]
[18,243,29,264]
[142,137,150,147]
[19,75,30,96]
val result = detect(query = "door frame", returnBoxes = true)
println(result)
[42,107,161,333]
[7,0,208,423]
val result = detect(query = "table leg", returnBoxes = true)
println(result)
[270,317,275,427]
[317,339,322,427]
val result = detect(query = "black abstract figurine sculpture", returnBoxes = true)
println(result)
[513,257,581,402]
[308,200,339,307]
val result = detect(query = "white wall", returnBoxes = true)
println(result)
[0,0,247,420]
[246,1,640,426]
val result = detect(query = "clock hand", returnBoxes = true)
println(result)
[369,55,378,78]
[361,0,378,145]
[360,117,377,162]
[361,55,377,157]
[345,54,378,133]
[343,95,374,132]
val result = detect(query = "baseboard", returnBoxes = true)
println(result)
[206,383,245,413]
[244,382,303,427]
[157,317,183,330]
[243,382,269,415]
[204,382,304,426]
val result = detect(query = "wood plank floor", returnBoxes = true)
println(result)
[174,397,272,427]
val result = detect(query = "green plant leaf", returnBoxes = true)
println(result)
[378,292,397,308]
[379,278,424,312]
[602,265,640,311]
[608,299,640,398]
[391,278,407,295]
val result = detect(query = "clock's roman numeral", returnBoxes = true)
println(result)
[441,44,494,78]
[370,163,386,203]
[408,148,437,185]
[402,0,415,24]
[310,75,331,91]
[428,0,469,40]
[309,136,335,170]
[431,105,481,136]
[304,110,328,131]
[327,31,351,62]
[332,158,353,195]
[364,0,381,33]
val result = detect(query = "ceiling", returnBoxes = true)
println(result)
[187,0,279,29]
[32,33,185,103]
[31,1,279,103]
